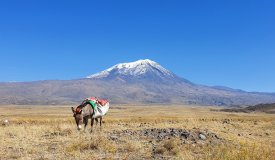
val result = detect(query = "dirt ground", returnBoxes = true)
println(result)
[0,104,274,159]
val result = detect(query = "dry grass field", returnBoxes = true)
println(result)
[0,104,274,160]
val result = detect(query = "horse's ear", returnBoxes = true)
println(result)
[71,107,75,113]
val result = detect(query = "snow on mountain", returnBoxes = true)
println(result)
[87,59,175,79]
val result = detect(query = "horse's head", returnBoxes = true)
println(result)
[71,106,83,130]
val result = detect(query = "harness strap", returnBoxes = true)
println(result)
[86,100,97,109]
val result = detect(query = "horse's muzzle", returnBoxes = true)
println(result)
[77,124,82,130]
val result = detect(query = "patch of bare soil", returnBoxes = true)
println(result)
[109,128,222,158]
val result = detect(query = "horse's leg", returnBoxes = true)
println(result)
[90,117,94,133]
[90,108,94,133]
[100,117,102,127]
[95,118,99,126]
[83,117,88,131]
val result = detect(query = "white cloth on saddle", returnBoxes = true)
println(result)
[92,102,109,118]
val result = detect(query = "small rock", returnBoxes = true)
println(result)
[180,132,189,139]
[2,119,9,126]
[199,134,206,140]
[222,119,230,124]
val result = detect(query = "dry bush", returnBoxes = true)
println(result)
[163,139,178,151]
[154,146,166,155]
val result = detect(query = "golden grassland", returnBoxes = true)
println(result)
[0,104,274,160]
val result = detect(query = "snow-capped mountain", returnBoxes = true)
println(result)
[87,59,176,81]
[1,59,275,106]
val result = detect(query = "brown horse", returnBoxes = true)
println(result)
[71,102,102,131]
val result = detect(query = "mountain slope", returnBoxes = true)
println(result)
[0,59,275,106]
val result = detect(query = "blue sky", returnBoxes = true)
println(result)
[0,0,274,92]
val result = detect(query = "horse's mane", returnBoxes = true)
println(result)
[76,102,93,117]
[75,105,82,114]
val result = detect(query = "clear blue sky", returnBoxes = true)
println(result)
[0,0,274,92]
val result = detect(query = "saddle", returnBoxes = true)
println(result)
[86,97,108,106]
[97,99,108,106]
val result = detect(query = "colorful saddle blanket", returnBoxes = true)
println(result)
[85,97,109,118]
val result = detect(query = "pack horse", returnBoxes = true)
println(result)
[71,97,109,131]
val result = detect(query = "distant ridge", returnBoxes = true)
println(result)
[0,59,275,106]
[219,103,275,114]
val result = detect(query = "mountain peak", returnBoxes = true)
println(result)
[115,59,157,69]
[87,59,175,80]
